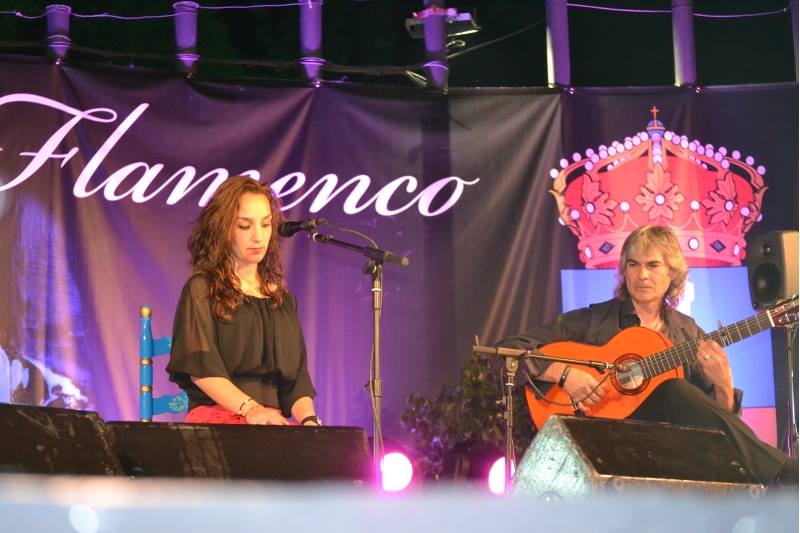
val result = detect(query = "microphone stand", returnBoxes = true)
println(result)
[308,229,408,486]
[783,324,798,459]
[472,344,620,493]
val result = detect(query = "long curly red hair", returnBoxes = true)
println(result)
[188,176,287,320]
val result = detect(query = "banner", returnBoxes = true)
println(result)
[0,57,796,443]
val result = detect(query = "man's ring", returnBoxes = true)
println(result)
[703,354,711,360]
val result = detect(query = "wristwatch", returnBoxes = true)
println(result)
[300,415,322,426]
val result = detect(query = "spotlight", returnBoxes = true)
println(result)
[487,457,515,495]
[404,7,480,39]
[381,451,414,492]
[442,440,509,493]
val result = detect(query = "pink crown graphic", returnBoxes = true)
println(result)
[549,106,768,269]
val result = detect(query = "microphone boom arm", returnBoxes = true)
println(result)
[472,344,621,373]
[310,231,409,266]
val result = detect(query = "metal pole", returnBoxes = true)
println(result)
[422,0,448,91]
[545,0,571,87]
[504,357,518,492]
[372,264,384,486]
[45,4,71,63]
[173,1,200,75]
[790,0,798,80]
[299,0,325,85]
[671,0,697,86]
[785,326,798,459]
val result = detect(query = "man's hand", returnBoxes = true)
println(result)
[695,339,735,412]
[563,367,606,410]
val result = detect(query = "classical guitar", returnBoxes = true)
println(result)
[525,296,798,430]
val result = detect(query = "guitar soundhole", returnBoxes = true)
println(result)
[611,354,649,395]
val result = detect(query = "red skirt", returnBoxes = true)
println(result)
[185,404,248,424]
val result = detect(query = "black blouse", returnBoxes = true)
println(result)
[166,275,316,417]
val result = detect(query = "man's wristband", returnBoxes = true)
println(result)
[300,415,322,426]
[558,366,572,388]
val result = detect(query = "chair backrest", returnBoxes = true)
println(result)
[139,306,188,421]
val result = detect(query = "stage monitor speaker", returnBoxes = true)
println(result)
[0,404,123,475]
[107,422,372,485]
[747,230,798,310]
[511,416,762,499]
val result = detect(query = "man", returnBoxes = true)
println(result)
[499,225,796,487]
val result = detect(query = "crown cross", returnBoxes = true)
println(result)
[650,105,660,122]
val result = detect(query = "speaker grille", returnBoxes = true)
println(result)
[511,416,762,499]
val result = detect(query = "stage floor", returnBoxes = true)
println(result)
[0,474,797,533]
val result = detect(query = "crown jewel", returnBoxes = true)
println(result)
[549,107,767,268]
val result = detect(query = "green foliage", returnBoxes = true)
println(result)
[400,354,536,480]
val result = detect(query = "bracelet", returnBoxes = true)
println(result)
[558,366,572,388]
[300,415,322,426]
[237,398,255,416]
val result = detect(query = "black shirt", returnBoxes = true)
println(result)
[499,298,742,412]
[167,275,316,417]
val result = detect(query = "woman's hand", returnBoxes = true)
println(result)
[244,405,290,425]
[562,367,606,411]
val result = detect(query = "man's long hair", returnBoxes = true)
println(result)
[188,176,287,320]
[614,225,688,308]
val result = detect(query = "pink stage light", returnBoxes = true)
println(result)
[381,452,414,492]
[487,457,515,495]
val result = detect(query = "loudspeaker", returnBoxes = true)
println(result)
[747,230,799,309]
[0,404,123,475]
[107,422,372,485]
[511,416,762,499]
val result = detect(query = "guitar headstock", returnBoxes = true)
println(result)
[768,295,799,327]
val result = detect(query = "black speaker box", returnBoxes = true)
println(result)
[0,403,123,475]
[511,415,762,499]
[747,230,799,309]
[107,422,373,485]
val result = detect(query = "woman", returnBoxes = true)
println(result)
[167,176,320,426]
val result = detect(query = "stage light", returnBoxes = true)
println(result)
[442,440,514,493]
[299,0,324,84]
[487,457,515,495]
[68,504,99,533]
[381,452,413,492]
[45,5,71,62]
[404,8,480,39]
[174,2,200,74]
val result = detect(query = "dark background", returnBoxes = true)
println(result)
[0,0,796,87]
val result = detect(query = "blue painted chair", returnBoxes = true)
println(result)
[139,306,188,421]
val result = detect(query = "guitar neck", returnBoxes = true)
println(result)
[641,310,774,380]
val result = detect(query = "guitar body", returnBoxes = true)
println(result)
[525,326,684,429]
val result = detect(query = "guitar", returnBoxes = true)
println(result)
[525,296,799,430]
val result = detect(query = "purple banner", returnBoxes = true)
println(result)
[0,58,796,443]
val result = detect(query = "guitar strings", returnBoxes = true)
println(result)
[523,366,615,408]
[639,311,772,380]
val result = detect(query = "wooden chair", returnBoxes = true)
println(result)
[139,306,188,421]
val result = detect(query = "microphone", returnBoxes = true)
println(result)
[278,217,327,238]
[382,251,410,266]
